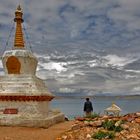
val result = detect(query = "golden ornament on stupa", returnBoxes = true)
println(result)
[14,5,24,48]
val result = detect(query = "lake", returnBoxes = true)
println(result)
[50,96,140,119]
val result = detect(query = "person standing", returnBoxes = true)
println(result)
[84,98,93,117]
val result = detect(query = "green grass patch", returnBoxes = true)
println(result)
[85,112,100,119]
[92,131,115,140]
[102,120,124,132]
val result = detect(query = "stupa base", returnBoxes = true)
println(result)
[0,110,65,128]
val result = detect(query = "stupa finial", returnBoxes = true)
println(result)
[14,5,25,48]
[17,5,22,11]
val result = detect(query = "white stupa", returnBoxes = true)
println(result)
[0,5,64,128]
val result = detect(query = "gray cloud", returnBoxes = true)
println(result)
[0,0,140,95]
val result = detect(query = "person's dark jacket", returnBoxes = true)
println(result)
[84,101,93,113]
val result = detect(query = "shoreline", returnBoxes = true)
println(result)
[51,95,140,120]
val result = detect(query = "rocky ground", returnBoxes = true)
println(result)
[56,112,140,140]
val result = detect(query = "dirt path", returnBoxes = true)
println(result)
[0,121,74,140]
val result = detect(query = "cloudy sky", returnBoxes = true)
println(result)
[0,0,140,95]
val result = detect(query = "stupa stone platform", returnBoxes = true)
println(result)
[0,110,64,128]
[0,5,65,128]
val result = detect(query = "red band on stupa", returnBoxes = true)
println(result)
[0,95,54,101]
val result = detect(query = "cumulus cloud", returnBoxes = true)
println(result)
[103,54,138,67]
[108,0,140,30]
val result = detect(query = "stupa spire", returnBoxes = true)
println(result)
[14,5,25,48]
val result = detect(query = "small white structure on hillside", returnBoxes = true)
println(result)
[104,103,121,116]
